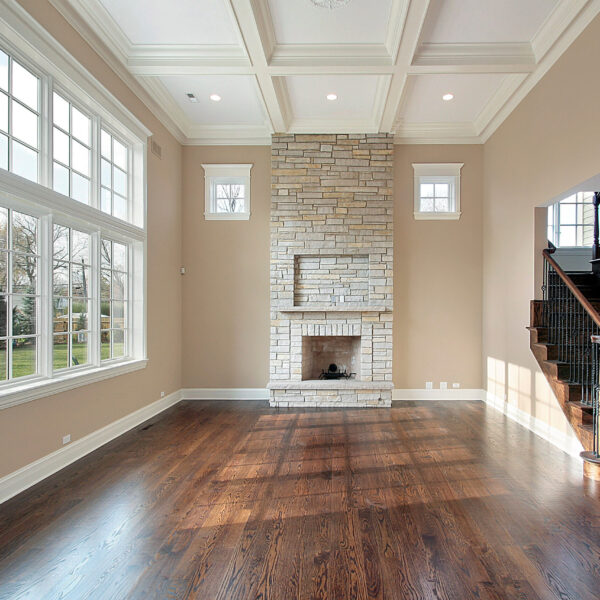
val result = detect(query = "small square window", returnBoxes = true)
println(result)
[202,164,252,220]
[413,163,463,220]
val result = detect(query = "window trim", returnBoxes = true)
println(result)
[547,191,595,248]
[412,163,463,221]
[0,9,148,409]
[202,163,252,221]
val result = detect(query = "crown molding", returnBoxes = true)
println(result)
[385,0,410,61]
[38,0,600,146]
[480,0,600,142]
[289,118,380,134]
[48,0,187,143]
[127,45,250,75]
[269,43,393,67]
[531,0,591,61]
[473,73,527,136]
[379,0,431,132]
[411,42,536,72]
[249,0,276,61]
[184,124,272,146]
[393,122,481,145]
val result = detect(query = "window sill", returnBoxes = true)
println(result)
[204,212,250,221]
[414,211,461,221]
[0,358,148,411]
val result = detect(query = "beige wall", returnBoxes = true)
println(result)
[181,144,484,391]
[181,146,271,388]
[394,145,483,389]
[483,14,600,440]
[0,1,183,478]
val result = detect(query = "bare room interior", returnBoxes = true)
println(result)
[1,0,600,598]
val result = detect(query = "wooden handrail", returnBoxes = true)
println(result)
[543,248,600,329]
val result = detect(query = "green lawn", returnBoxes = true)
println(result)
[4,341,125,379]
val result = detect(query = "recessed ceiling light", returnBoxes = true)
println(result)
[210,94,222,102]
[327,93,338,101]
[186,92,198,103]
[442,93,454,101]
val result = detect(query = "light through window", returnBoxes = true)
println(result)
[0,49,39,182]
[202,164,252,220]
[53,225,92,370]
[0,207,39,381]
[52,92,92,204]
[101,239,128,360]
[548,192,595,247]
[100,129,129,221]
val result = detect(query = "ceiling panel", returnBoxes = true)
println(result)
[401,74,507,123]
[283,75,385,122]
[267,0,393,45]
[420,0,559,44]
[98,0,240,45]
[158,75,267,126]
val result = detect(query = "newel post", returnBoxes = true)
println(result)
[592,192,600,274]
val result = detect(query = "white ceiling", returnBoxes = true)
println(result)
[421,0,559,44]
[158,75,267,125]
[268,0,393,45]
[401,74,507,123]
[98,0,241,46]
[49,0,600,145]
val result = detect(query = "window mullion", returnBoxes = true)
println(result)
[89,231,100,366]
[40,213,53,378]
[39,73,50,189]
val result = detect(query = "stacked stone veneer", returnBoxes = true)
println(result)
[268,133,394,408]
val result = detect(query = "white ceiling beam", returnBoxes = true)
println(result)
[379,0,431,132]
[228,0,287,132]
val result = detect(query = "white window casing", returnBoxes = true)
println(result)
[202,163,252,220]
[412,163,464,221]
[0,4,149,410]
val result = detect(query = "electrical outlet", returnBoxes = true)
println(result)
[425,381,433,390]
[452,382,460,389]
[62,434,71,445]
[180,267,186,275]
[440,382,448,390]
[160,391,165,398]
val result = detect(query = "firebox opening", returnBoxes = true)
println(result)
[302,335,361,381]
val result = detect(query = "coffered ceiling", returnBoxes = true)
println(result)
[49,0,600,145]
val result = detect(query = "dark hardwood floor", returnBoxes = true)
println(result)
[1,400,600,599]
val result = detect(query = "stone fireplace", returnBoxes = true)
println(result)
[268,133,393,407]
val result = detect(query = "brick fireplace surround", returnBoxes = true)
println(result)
[268,133,394,407]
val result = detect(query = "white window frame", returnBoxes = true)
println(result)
[202,163,252,220]
[0,6,150,410]
[413,163,463,221]
[548,192,595,248]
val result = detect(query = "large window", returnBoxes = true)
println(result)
[0,207,39,381]
[0,48,40,183]
[548,192,595,247]
[101,239,128,361]
[53,225,92,371]
[0,23,147,407]
[52,92,92,204]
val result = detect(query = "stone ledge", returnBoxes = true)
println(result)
[267,380,394,390]
[279,304,391,313]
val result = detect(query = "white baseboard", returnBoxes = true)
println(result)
[392,388,486,401]
[483,391,583,458]
[181,388,269,400]
[0,389,182,504]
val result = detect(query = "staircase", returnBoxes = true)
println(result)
[529,245,600,479]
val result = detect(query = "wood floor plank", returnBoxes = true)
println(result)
[1,400,600,599]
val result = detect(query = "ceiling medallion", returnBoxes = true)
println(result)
[310,0,351,9]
